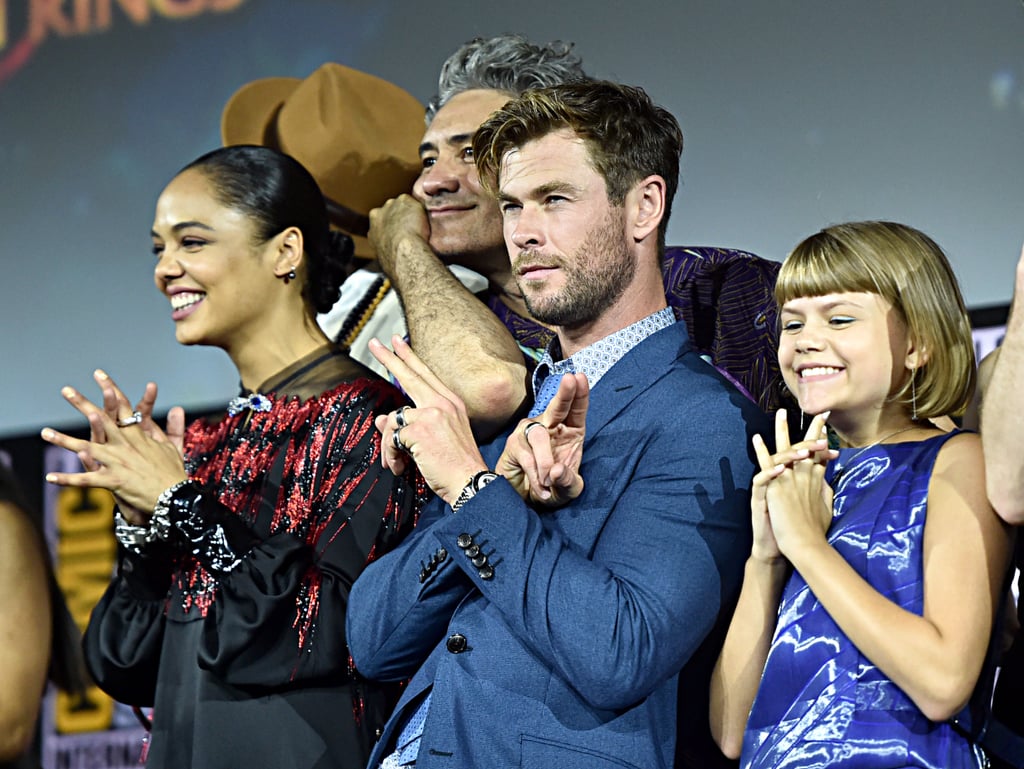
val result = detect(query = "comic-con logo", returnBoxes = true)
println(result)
[1,0,246,86]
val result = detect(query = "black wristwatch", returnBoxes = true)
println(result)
[451,470,500,512]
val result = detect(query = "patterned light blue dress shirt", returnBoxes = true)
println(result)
[529,306,676,416]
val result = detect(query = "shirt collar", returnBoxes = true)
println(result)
[532,307,676,396]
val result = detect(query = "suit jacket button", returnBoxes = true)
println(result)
[446,633,468,653]
[465,544,480,558]
[478,566,495,580]
[437,548,448,561]
[456,533,473,549]
[471,554,487,567]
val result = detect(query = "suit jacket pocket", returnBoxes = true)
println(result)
[520,734,646,769]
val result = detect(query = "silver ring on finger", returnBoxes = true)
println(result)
[395,405,410,428]
[523,421,544,440]
[117,411,143,428]
[392,427,408,453]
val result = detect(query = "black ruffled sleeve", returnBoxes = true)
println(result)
[82,542,176,705]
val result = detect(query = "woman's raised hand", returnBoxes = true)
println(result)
[43,372,188,522]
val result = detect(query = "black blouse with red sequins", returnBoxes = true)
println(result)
[83,347,428,769]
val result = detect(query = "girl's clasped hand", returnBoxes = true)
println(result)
[749,409,837,563]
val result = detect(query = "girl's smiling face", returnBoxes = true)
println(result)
[779,291,917,428]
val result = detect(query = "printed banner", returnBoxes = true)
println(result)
[2,0,248,87]
[41,445,149,768]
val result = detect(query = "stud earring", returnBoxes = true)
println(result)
[283,268,297,285]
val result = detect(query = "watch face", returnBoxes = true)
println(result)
[474,472,499,490]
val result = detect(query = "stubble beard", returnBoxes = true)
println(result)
[518,210,635,329]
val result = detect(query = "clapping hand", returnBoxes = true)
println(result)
[42,370,187,521]
[750,410,835,562]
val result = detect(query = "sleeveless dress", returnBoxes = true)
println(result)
[741,431,988,769]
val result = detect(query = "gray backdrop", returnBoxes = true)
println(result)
[1,0,1021,436]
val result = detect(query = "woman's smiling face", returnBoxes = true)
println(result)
[151,168,279,351]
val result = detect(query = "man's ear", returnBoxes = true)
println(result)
[272,227,304,278]
[629,175,666,243]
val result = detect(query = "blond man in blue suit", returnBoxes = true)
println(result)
[347,81,768,769]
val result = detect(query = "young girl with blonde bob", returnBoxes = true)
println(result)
[710,221,1012,768]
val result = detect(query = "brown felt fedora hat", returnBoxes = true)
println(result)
[221,63,423,258]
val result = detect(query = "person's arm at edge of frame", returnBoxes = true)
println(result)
[0,501,53,761]
[982,243,1024,523]
[369,195,529,440]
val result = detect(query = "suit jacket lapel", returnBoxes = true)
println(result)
[583,321,691,442]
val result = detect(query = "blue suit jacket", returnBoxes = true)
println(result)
[347,322,768,769]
